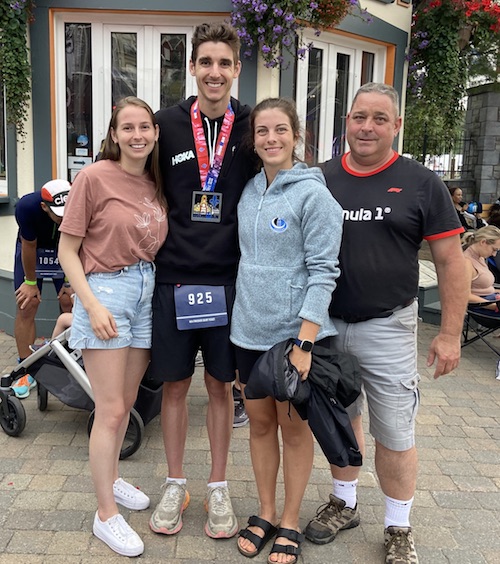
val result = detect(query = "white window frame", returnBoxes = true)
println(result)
[296,29,387,162]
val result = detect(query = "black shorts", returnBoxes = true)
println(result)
[234,347,264,385]
[150,283,236,383]
[235,336,334,385]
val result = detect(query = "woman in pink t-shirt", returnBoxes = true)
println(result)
[58,97,168,557]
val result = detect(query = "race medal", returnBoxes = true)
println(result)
[191,191,222,223]
[174,284,228,330]
[35,248,64,279]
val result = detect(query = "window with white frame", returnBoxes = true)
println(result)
[296,30,387,164]
[54,12,236,181]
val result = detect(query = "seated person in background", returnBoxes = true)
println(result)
[462,225,500,314]
[449,187,471,231]
[465,201,488,230]
[486,201,500,229]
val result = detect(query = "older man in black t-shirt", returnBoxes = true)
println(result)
[305,83,468,564]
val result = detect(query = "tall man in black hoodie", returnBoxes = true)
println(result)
[149,22,256,540]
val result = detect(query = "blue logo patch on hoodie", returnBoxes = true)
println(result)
[270,217,288,232]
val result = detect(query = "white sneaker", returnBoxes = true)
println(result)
[93,512,144,557]
[113,478,150,510]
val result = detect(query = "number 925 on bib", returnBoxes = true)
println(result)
[174,284,228,330]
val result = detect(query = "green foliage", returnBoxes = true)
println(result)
[405,0,500,154]
[0,0,33,138]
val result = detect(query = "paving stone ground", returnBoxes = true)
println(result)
[0,321,499,564]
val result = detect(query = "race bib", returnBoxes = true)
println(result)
[174,284,228,330]
[35,248,64,279]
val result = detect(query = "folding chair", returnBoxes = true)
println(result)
[462,304,500,361]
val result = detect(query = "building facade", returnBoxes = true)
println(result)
[0,0,411,335]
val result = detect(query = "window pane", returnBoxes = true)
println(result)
[305,47,323,165]
[111,32,137,107]
[66,23,93,180]
[160,34,187,108]
[361,51,375,85]
[332,53,350,157]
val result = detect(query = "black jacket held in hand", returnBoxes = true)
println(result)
[154,96,257,286]
[245,339,363,468]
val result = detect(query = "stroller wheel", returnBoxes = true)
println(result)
[37,384,48,411]
[87,407,145,460]
[0,395,27,436]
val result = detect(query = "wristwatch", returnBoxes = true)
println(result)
[293,338,314,352]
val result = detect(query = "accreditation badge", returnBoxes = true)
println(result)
[191,191,222,223]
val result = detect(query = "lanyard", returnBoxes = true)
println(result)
[190,100,235,192]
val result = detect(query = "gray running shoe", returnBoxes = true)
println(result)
[233,400,249,427]
[384,526,419,564]
[305,494,360,545]
[149,482,190,535]
[204,485,238,539]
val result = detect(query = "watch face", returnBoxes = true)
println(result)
[301,340,314,352]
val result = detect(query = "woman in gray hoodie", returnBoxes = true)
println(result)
[231,98,343,564]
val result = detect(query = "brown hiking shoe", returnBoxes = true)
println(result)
[384,526,419,564]
[304,494,360,545]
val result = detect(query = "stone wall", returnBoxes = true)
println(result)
[464,83,500,204]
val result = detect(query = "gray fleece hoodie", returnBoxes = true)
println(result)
[230,162,343,351]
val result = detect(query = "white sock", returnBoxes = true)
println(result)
[333,478,358,509]
[166,477,186,486]
[384,495,413,528]
[208,480,227,489]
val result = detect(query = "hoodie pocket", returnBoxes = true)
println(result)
[288,282,305,320]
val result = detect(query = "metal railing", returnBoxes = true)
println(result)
[402,133,473,180]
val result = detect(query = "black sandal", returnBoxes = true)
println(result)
[237,515,279,558]
[267,527,304,564]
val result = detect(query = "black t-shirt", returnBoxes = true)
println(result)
[324,152,463,319]
[154,97,257,286]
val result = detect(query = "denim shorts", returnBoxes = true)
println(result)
[70,261,155,350]
[332,300,420,452]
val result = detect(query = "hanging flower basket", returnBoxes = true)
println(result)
[406,0,500,138]
[230,0,368,68]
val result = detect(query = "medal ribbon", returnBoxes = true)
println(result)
[190,100,235,192]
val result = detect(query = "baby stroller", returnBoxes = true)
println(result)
[0,328,163,459]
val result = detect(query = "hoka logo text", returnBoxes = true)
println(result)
[172,150,195,166]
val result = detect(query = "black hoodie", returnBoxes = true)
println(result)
[154,96,256,285]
